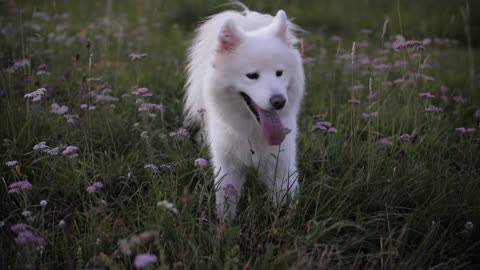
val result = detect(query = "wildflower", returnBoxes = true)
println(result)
[6,160,18,167]
[138,102,163,112]
[62,146,79,155]
[40,200,47,207]
[132,87,152,96]
[395,40,423,50]
[50,103,68,114]
[11,223,29,232]
[144,163,160,173]
[24,88,47,102]
[327,127,338,134]
[128,52,148,61]
[92,182,104,188]
[418,92,435,98]
[157,200,178,214]
[456,127,466,133]
[33,141,48,150]
[44,147,60,156]
[133,254,158,268]
[176,128,189,137]
[86,186,96,193]
[8,180,33,193]
[64,114,79,123]
[425,105,442,113]
[80,104,88,109]
[58,220,65,227]
[400,134,412,142]
[99,199,108,206]
[15,230,44,246]
[223,184,237,196]
[21,210,32,218]
[348,98,360,105]
[194,158,208,167]
[380,138,393,147]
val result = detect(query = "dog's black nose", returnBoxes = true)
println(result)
[270,94,286,110]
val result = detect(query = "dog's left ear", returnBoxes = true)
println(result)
[270,10,288,43]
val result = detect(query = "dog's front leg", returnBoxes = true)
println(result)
[211,142,246,222]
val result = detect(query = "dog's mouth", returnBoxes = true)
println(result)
[239,92,287,145]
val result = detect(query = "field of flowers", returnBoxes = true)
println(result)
[1,1,479,269]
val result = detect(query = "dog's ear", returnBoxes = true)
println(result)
[271,10,288,43]
[218,20,244,54]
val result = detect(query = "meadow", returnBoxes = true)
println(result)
[1,0,480,269]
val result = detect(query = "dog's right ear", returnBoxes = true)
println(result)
[218,20,244,54]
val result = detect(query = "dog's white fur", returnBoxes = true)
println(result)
[184,5,305,221]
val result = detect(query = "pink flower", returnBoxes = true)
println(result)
[194,158,208,167]
[223,184,237,196]
[133,254,157,268]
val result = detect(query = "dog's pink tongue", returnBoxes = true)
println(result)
[257,107,286,145]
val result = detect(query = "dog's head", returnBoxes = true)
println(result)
[212,11,302,145]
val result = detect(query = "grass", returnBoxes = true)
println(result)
[1,0,480,269]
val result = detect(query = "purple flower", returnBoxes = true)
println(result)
[380,138,393,147]
[50,103,69,115]
[133,254,158,268]
[62,146,79,155]
[395,40,423,49]
[14,231,44,246]
[425,105,442,113]
[93,182,104,188]
[33,141,48,150]
[194,158,208,167]
[223,184,237,196]
[348,98,360,105]
[8,180,33,193]
[24,88,47,102]
[327,127,338,134]
[400,134,413,142]
[6,160,18,167]
[176,128,189,137]
[80,104,88,109]
[21,210,32,218]
[418,92,435,98]
[456,127,467,133]
[132,87,151,96]
[64,114,79,124]
[86,186,96,193]
[138,103,163,112]
[128,52,148,61]
[11,223,29,232]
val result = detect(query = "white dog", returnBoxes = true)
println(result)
[184,5,305,221]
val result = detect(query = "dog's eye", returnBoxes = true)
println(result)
[276,70,283,77]
[246,72,259,80]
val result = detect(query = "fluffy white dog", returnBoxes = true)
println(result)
[184,5,305,221]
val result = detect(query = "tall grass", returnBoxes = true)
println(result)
[1,0,479,269]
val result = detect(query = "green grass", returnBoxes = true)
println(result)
[1,0,480,269]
